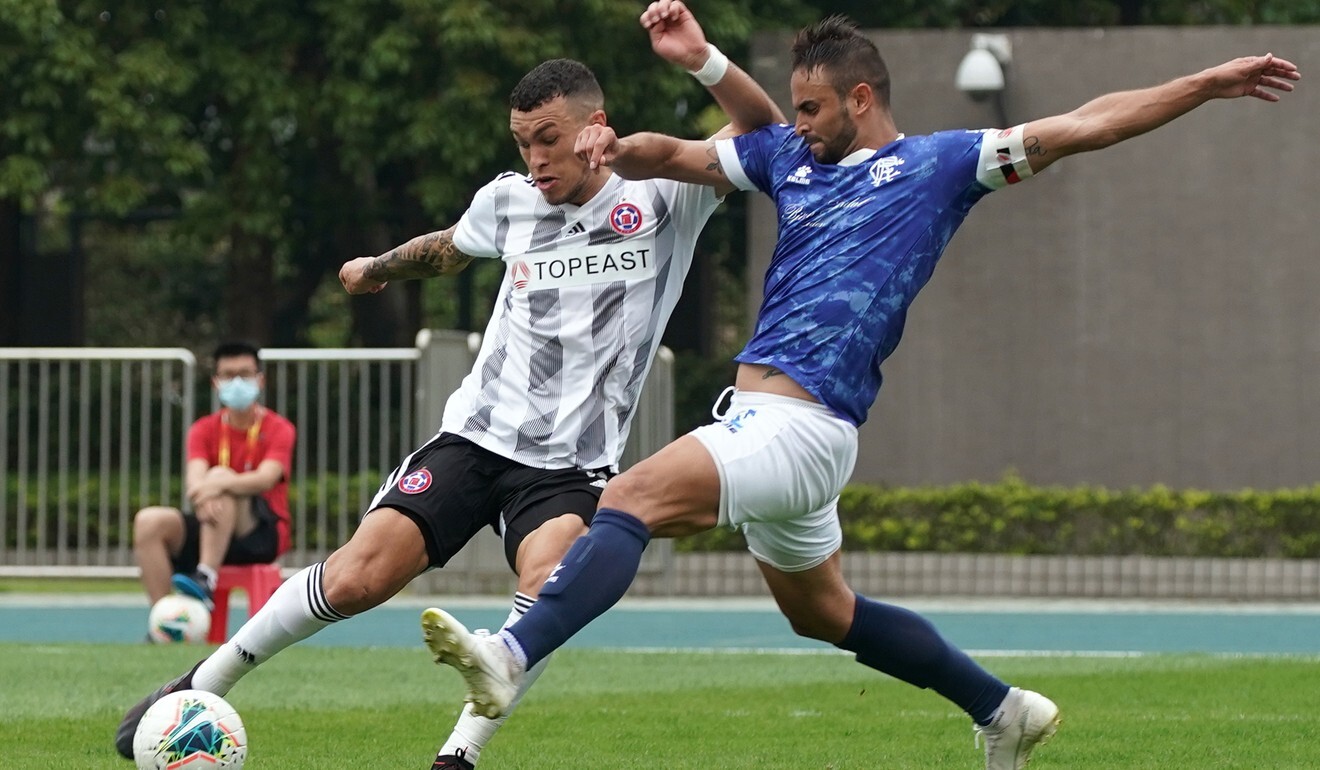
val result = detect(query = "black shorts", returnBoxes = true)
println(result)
[371,432,612,571]
[171,496,281,573]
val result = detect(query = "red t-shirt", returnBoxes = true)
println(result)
[186,408,296,555]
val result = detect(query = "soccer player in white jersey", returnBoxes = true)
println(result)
[421,16,1301,770]
[114,3,783,768]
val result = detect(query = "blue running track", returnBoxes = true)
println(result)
[4,595,1320,655]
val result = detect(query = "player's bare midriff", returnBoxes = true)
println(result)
[735,363,819,404]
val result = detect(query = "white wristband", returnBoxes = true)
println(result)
[689,43,729,87]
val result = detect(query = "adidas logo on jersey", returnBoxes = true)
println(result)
[565,222,586,236]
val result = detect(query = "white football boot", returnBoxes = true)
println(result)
[422,607,524,719]
[974,687,1061,770]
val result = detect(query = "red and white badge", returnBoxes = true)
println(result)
[398,469,433,494]
[609,202,642,235]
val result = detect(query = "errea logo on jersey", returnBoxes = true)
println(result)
[869,156,904,186]
[786,165,813,185]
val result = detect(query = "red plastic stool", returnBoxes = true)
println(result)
[208,563,284,643]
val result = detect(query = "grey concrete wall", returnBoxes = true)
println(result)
[746,27,1320,489]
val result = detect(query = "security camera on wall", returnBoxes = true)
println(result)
[955,33,1011,102]
[956,47,1005,100]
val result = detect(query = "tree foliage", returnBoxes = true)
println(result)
[0,1,206,211]
[7,0,813,346]
[811,0,1320,27]
[3,0,1315,349]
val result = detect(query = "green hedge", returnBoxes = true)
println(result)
[676,475,1320,557]
[8,473,1320,557]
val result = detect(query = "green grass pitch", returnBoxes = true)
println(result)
[5,642,1320,768]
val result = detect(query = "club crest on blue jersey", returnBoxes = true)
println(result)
[869,155,905,186]
[399,468,433,494]
[609,202,643,234]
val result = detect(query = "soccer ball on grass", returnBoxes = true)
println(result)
[133,689,247,769]
[148,594,211,644]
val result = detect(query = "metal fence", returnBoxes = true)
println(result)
[259,346,422,567]
[0,348,197,570]
[8,341,1320,600]
[0,332,674,592]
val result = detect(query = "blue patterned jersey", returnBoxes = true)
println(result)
[715,123,1028,425]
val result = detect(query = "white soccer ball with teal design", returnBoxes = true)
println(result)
[148,594,212,643]
[133,689,247,769]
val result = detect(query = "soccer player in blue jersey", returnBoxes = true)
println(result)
[422,16,1301,769]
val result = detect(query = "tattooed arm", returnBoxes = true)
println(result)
[338,225,476,295]
[575,127,737,197]
[1018,54,1298,175]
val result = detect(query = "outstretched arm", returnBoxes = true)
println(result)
[578,0,782,197]
[577,128,728,193]
[641,0,784,136]
[339,224,476,295]
[1019,54,1300,174]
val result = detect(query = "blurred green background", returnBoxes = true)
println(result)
[4,0,1317,432]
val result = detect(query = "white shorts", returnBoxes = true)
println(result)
[689,390,858,572]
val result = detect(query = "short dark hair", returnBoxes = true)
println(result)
[212,340,262,371]
[509,59,604,113]
[790,15,891,108]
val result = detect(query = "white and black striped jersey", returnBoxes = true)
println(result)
[439,171,720,470]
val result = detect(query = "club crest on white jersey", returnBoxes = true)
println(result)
[609,202,644,234]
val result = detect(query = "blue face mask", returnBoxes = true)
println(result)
[217,376,261,410]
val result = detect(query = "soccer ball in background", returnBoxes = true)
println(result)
[148,594,211,643]
[133,689,247,770]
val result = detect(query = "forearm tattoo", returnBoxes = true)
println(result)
[364,227,474,281]
[761,367,785,380]
[1025,135,1047,157]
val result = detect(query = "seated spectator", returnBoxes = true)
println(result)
[132,341,294,615]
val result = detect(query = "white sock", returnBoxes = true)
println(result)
[196,564,218,591]
[437,592,550,764]
[193,562,349,695]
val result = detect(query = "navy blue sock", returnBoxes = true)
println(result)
[506,509,650,666]
[835,594,1009,723]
